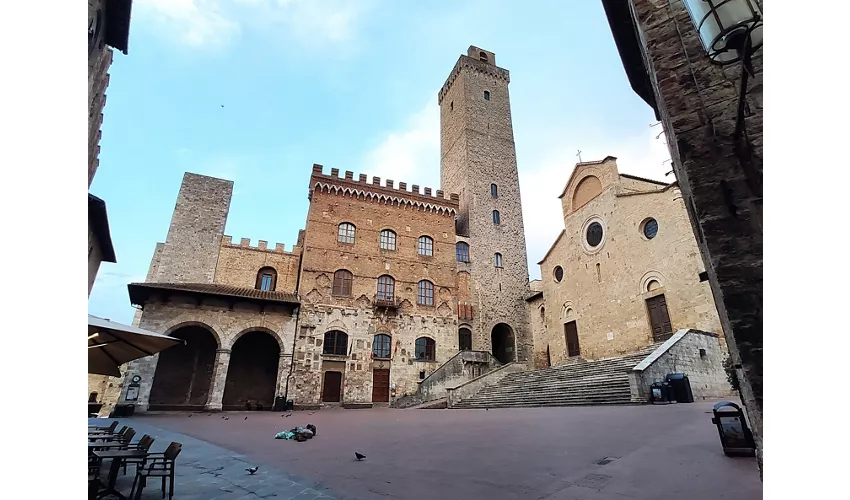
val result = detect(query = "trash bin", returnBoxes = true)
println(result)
[666,373,694,403]
[110,404,135,418]
[711,401,756,457]
[649,381,674,404]
[273,397,294,411]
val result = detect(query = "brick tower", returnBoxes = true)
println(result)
[439,46,531,363]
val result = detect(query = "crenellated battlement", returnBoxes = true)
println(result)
[438,54,510,105]
[221,235,301,255]
[309,164,459,214]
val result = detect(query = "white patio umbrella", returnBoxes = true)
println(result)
[88,314,184,377]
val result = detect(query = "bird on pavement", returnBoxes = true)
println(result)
[244,417,248,420]
[355,452,366,461]
[188,414,192,417]
[246,466,259,475]
[285,414,292,418]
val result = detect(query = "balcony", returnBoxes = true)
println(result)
[373,295,400,310]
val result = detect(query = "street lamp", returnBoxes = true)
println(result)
[682,0,763,65]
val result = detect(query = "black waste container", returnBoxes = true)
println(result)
[273,397,294,412]
[649,381,674,404]
[666,373,694,403]
[110,404,135,418]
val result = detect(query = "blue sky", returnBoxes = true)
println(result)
[89,0,670,324]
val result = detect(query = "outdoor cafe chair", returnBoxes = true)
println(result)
[130,442,182,500]
[122,434,155,476]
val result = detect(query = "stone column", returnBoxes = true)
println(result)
[275,353,294,401]
[205,349,231,411]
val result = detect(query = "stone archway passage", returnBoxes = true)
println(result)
[491,323,515,364]
[222,331,281,411]
[149,325,218,410]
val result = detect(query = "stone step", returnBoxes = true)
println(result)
[448,347,660,410]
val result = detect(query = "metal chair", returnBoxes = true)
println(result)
[88,420,119,433]
[130,442,182,500]
[122,434,155,475]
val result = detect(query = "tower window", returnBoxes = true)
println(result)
[418,236,434,256]
[379,229,397,250]
[483,91,490,101]
[256,267,277,291]
[456,242,470,263]
[491,183,498,198]
[338,222,356,244]
[450,101,454,111]
[479,51,488,63]
[332,269,353,297]
[492,210,501,225]
[494,253,503,268]
[417,280,434,306]
[377,275,395,301]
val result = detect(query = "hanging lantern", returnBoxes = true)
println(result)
[682,0,763,65]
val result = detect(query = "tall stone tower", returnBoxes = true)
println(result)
[439,46,531,363]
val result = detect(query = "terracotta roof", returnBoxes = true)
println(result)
[128,282,300,306]
[619,173,670,186]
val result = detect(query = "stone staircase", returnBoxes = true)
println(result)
[451,344,662,409]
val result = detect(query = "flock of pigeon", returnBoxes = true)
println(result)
[188,411,366,476]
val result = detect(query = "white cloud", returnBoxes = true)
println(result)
[363,98,672,281]
[361,98,441,190]
[135,0,371,50]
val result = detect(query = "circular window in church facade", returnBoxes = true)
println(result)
[586,222,604,247]
[553,266,564,282]
[641,218,659,240]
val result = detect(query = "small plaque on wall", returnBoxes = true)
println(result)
[606,332,615,341]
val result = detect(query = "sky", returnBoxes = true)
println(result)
[88,0,671,324]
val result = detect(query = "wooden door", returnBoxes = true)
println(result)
[564,321,580,357]
[322,371,342,402]
[372,369,390,403]
[646,294,673,341]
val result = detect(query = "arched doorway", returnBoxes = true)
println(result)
[149,325,218,409]
[491,323,515,364]
[222,330,281,411]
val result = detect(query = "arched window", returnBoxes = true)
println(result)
[89,392,99,403]
[256,267,277,291]
[494,253,503,268]
[377,275,395,300]
[491,183,498,198]
[418,235,433,256]
[323,330,348,355]
[492,210,501,225]
[417,280,434,306]
[332,269,353,297]
[379,229,397,250]
[479,51,488,63]
[338,222,356,244]
[415,337,436,361]
[456,242,470,263]
[373,334,391,359]
[458,328,472,351]
[484,90,490,100]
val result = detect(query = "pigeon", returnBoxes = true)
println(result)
[246,466,259,475]
[188,414,192,417]
[285,414,292,418]
[355,452,366,461]
[224,416,230,421]
[244,417,248,420]
[309,411,316,415]
[221,105,225,108]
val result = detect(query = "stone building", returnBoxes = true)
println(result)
[87,0,133,409]
[439,47,532,365]
[115,46,534,411]
[601,0,763,468]
[536,156,722,365]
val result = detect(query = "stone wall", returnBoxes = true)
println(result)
[438,46,532,363]
[117,298,296,412]
[293,306,459,405]
[88,0,110,188]
[446,361,525,408]
[539,159,721,363]
[418,350,499,402]
[214,237,302,293]
[151,173,233,284]
[526,280,549,369]
[627,0,764,467]
[628,329,734,402]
